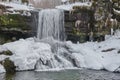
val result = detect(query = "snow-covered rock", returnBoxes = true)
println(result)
[0,38,52,71]
[56,2,92,11]
[0,2,34,11]
[66,41,104,70]
[0,64,5,73]
[61,0,69,3]
[1,31,120,72]
[113,8,120,14]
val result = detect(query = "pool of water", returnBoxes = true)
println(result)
[0,69,120,80]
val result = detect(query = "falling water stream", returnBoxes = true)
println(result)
[37,9,65,41]
[34,9,76,71]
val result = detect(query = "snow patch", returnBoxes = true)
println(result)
[56,2,92,11]
[0,2,34,11]
[0,64,5,73]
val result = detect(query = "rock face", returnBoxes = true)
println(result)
[3,58,16,73]
[0,12,36,44]
[64,0,120,43]
[64,8,94,43]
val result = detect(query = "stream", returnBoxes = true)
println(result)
[0,69,120,80]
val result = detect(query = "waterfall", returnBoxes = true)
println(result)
[35,9,74,71]
[37,9,66,41]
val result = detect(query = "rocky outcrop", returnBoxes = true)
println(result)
[64,0,120,43]
[0,11,37,44]
[3,58,16,73]
[64,7,94,43]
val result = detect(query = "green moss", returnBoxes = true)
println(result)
[112,0,119,3]
[3,58,16,73]
[22,0,28,3]
[0,14,29,30]
[5,72,15,80]
[0,50,13,56]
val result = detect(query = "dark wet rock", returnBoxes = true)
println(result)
[0,12,38,44]
[3,58,16,73]
[118,50,120,54]
[0,50,13,56]
[102,48,116,52]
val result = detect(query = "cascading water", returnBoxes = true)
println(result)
[37,9,65,41]
[35,9,75,71]
[35,9,100,71]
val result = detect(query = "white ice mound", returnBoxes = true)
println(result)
[1,31,120,72]
[65,41,104,70]
[0,64,5,73]
[0,38,52,71]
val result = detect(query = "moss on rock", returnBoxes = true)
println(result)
[0,14,30,30]
[0,50,13,56]
[3,58,16,73]
[0,14,33,44]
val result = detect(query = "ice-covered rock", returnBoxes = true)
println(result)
[0,38,52,71]
[66,42,104,70]
[1,31,120,72]
[56,2,92,11]
[0,64,5,73]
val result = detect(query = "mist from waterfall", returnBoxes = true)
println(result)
[37,9,65,41]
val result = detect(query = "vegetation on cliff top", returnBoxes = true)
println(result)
[0,14,30,30]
